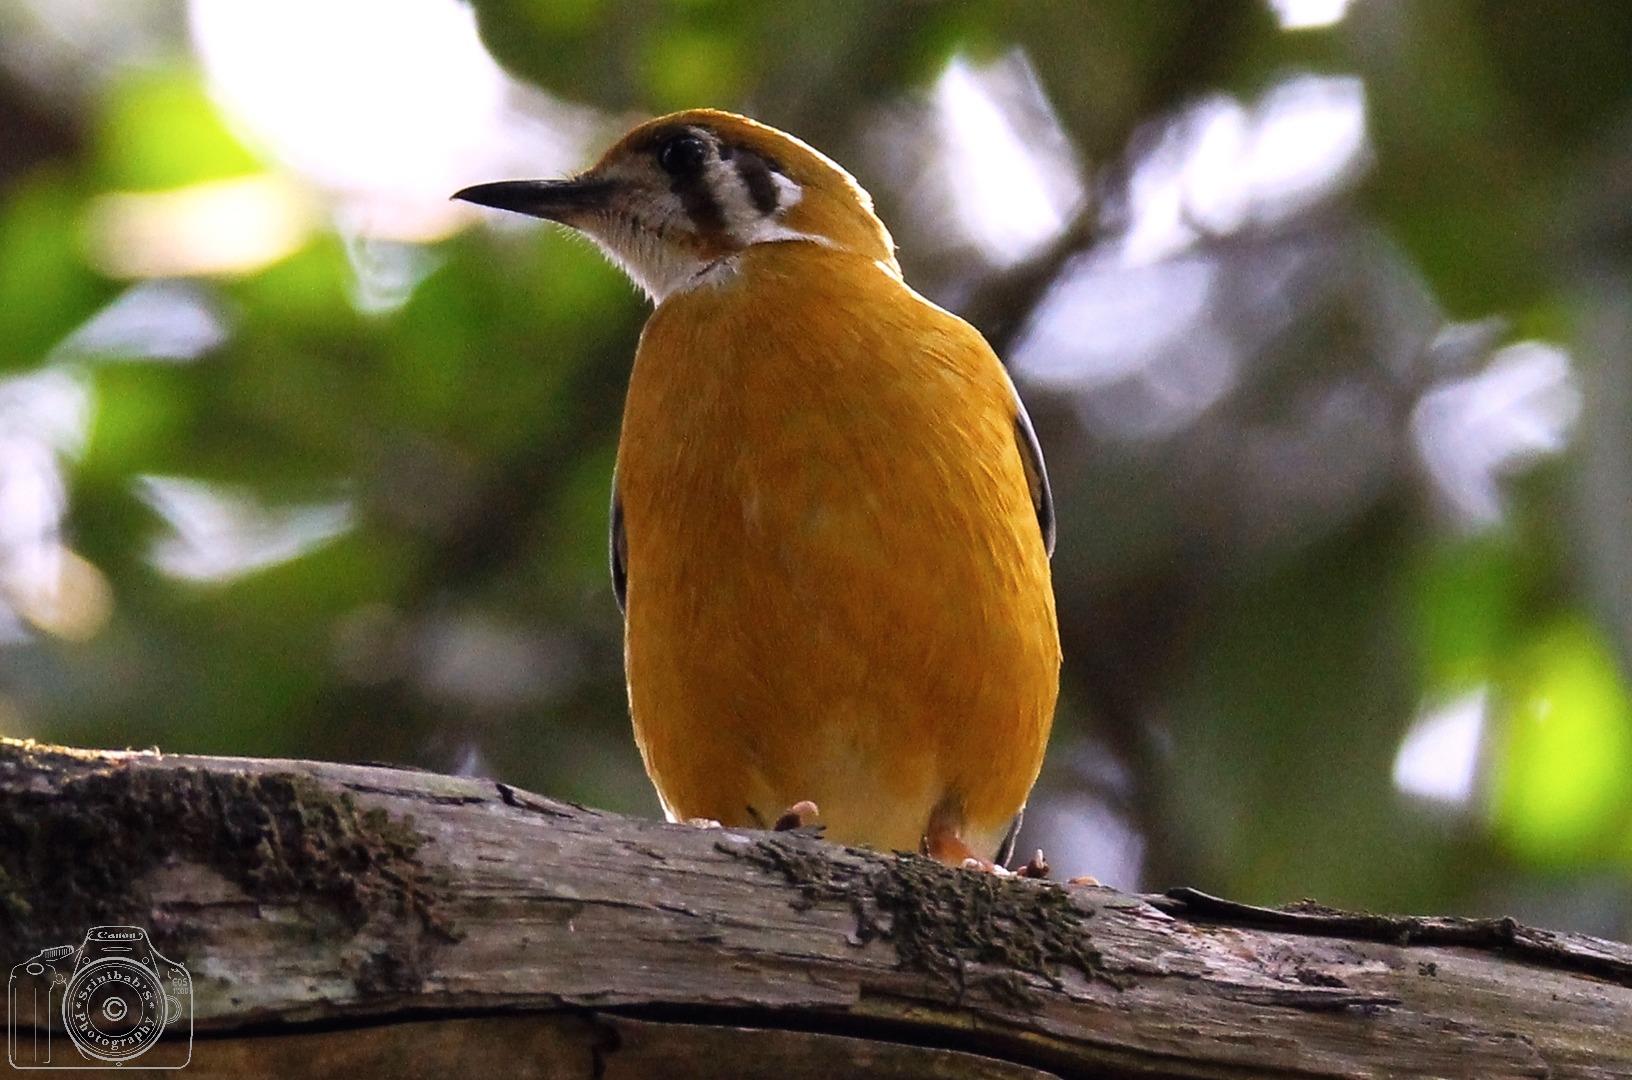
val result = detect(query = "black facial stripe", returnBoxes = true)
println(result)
[641,125,725,233]
[734,152,780,215]
[674,172,725,232]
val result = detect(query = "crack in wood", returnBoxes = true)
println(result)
[1159,887,1632,989]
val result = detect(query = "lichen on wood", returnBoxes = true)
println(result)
[0,742,452,951]
[727,835,1118,1005]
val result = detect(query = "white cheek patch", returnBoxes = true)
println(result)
[769,170,803,210]
[718,164,830,249]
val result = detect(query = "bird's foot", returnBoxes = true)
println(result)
[772,800,821,832]
[920,813,1050,877]
[923,826,1014,875]
[685,817,723,829]
[921,802,1024,874]
[953,849,1049,878]
[923,827,977,866]
[920,798,1050,877]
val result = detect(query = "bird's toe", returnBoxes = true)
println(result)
[1014,849,1051,879]
[772,799,821,832]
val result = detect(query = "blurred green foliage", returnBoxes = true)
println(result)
[1,0,1629,937]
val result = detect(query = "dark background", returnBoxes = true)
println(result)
[2,0,1630,937]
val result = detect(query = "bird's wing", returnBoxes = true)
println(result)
[1011,386,1056,558]
[611,478,628,614]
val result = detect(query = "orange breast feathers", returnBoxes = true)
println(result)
[614,243,1060,860]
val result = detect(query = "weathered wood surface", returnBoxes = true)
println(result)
[2,738,1629,1079]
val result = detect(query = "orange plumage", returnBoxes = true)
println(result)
[456,110,1060,866]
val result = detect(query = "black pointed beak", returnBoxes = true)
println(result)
[451,178,615,221]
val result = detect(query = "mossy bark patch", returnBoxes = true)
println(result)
[0,751,454,959]
[730,837,1120,1005]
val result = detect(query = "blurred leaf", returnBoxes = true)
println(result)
[1411,534,1523,688]
[1357,2,1632,317]
[1491,619,1632,867]
[0,173,110,370]
[641,24,746,109]
[228,234,357,329]
[81,364,194,476]
[95,68,261,191]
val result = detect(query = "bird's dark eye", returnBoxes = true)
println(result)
[657,135,708,176]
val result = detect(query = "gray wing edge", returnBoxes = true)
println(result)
[1013,394,1056,558]
[611,478,628,615]
[995,806,1025,866]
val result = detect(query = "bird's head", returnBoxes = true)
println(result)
[454,109,897,301]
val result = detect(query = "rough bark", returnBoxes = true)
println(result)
[1,739,1629,1079]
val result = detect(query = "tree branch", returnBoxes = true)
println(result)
[2,739,1628,1079]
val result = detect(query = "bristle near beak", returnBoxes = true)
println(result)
[451,178,615,222]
